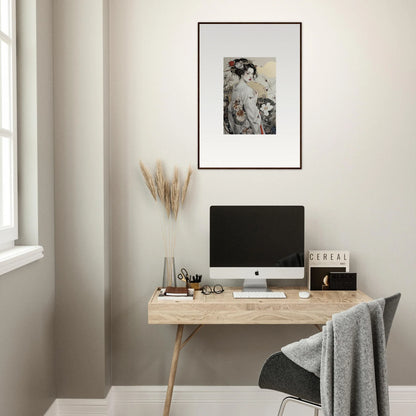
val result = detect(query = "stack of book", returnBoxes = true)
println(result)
[157,287,195,301]
[308,250,350,290]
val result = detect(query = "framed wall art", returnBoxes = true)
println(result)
[198,22,302,169]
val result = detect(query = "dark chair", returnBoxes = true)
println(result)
[258,293,401,416]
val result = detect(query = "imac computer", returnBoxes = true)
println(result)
[209,206,304,292]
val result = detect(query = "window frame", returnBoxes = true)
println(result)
[0,0,44,277]
[0,0,18,247]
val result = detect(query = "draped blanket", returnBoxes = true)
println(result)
[282,299,389,416]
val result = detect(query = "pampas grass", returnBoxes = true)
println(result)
[139,160,193,260]
[163,181,171,218]
[155,160,165,202]
[171,167,180,220]
[139,161,157,201]
[181,166,192,205]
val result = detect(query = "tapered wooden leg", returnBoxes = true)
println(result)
[163,324,184,416]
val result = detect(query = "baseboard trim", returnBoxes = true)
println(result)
[46,385,416,416]
[111,385,282,403]
[389,386,416,404]
[58,397,110,416]
[44,401,58,416]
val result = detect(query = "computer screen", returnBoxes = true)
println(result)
[210,206,304,289]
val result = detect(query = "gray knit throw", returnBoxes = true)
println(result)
[282,298,389,416]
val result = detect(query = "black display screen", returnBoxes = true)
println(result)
[210,206,304,267]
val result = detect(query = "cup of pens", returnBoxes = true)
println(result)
[177,268,202,290]
[188,275,202,290]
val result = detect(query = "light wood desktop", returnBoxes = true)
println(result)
[148,287,372,416]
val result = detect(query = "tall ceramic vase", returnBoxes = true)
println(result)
[162,257,176,288]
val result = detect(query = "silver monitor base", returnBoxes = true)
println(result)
[243,279,269,292]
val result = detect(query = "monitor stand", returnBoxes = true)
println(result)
[243,279,269,292]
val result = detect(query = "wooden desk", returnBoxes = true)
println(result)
[148,287,372,416]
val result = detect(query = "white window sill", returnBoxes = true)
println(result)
[0,245,44,276]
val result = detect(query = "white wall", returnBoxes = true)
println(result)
[110,0,416,386]
[0,0,56,415]
[54,0,111,398]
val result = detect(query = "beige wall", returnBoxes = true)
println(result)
[54,0,111,398]
[0,0,56,415]
[110,0,416,386]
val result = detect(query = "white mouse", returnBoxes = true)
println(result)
[299,291,311,299]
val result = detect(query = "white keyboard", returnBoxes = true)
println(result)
[233,291,286,299]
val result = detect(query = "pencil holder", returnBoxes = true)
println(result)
[189,282,200,290]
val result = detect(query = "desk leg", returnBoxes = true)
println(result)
[163,324,184,416]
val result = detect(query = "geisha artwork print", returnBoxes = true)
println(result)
[224,57,276,135]
[198,23,301,169]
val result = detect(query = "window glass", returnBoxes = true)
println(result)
[0,0,15,244]
[1,39,11,130]
[0,136,12,228]
[0,0,10,37]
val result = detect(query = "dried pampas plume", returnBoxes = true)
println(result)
[155,160,165,202]
[171,167,180,219]
[181,166,193,205]
[163,181,171,218]
[139,161,157,201]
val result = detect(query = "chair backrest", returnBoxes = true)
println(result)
[383,293,401,343]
